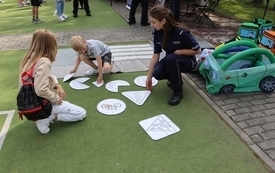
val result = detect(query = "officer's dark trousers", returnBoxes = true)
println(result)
[170,0,180,21]
[129,0,148,24]
[73,0,90,14]
[153,54,196,92]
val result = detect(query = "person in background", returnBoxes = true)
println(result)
[146,6,201,106]
[31,0,44,23]
[170,0,180,22]
[56,0,68,22]
[128,0,149,26]
[72,0,91,17]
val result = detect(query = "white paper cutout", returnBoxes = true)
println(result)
[63,73,75,82]
[69,77,90,90]
[139,114,180,140]
[134,76,158,87]
[122,90,151,106]
[105,80,130,92]
[74,77,90,83]
[97,98,126,116]
[92,81,104,88]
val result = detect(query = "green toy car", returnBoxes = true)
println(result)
[199,40,275,94]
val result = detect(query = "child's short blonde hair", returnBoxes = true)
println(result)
[69,35,85,51]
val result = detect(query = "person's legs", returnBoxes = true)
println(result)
[82,0,90,16]
[163,54,194,106]
[51,101,86,122]
[128,0,139,24]
[101,52,113,74]
[170,0,180,21]
[72,0,78,17]
[56,0,66,21]
[35,101,86,134]
[31,0,43,23]
[152,59,169,80]
[140,0,149,25]
[78,0,83,8]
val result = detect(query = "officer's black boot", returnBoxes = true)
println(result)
[168,90,183,106]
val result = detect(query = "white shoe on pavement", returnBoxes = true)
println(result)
[58,15,65,22]
[85,68,98,75]
[62,13,68,19]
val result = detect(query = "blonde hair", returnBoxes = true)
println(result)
[69,35,85,51]
[20,29,57,71]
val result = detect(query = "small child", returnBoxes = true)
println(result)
[69,35,114,84]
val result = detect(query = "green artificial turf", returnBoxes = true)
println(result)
[0,0,128,35]
[0,50,271,173]
[216,0,275,23]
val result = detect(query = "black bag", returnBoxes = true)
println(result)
[17,63,52,120]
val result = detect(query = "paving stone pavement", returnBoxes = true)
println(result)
[1,1,275,172]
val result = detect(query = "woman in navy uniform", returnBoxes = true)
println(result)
[146,6,201,106]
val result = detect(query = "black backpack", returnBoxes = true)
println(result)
[17,63,52,121]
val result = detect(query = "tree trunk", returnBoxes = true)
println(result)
[252,0,264,4]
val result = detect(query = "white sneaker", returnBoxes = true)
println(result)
[35,118,51,134]
[62,14,68,19]
[85,68,98,75]
[58,15,65,22]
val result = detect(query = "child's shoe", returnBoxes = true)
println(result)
[85,68,98,75]
[35,118,51,134]
[62,13,68,19]
[35,115,55,134]
[33,18,44,23]
[58,15,65,22]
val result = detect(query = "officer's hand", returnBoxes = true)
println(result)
[146,79,153,91]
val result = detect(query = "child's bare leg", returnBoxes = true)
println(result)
[103,61,113,74]
[79,54,97,69]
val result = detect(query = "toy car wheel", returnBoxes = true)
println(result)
[219,84,235,93]
[259,76,275,94]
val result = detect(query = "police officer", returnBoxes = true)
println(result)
[146,6,201,106]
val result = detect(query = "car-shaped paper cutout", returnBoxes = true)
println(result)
[199,40,275,94]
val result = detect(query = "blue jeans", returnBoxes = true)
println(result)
[56,0,64,17]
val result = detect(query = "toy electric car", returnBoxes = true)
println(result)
[199,40,275,94]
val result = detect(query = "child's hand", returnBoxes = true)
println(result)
[97,76,103,84]
[56,85,66,99]
[70,69,76,74]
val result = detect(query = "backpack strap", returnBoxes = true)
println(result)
[21,63,37,83]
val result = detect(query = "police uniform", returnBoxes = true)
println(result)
[152,28,200,92]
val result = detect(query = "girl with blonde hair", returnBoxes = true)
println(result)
[19,29,86,134]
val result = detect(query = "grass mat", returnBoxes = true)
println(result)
[0,70,270,173]
[0,0,128,35]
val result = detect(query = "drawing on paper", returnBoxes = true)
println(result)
[122,90,151,105]
[101,103,122,111]
[146,115,177,132]
[97,98,126,116]
[69,77,90,90]
[105,80,130,92]
[134,76,158,87]
[139,114,180,140]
